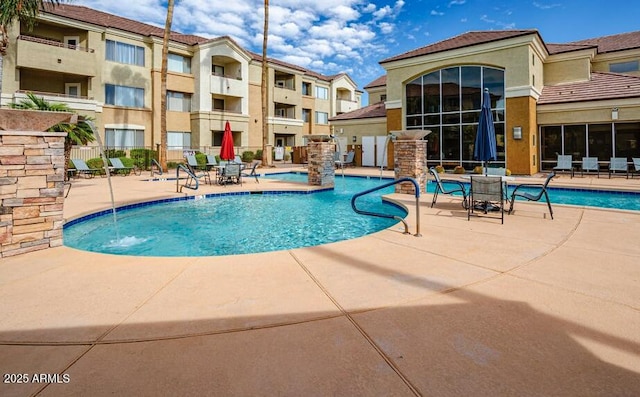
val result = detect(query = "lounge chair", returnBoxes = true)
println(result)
[508,171,555,219]
[241,160,261,183]
[429,167,468,209]
[553,154,574,178]
[580,157,600,177]
[608,157,629,178]
[632,158,640,179]
[108,158,134,176]
[71,158,101,178]
[468,175,504,224]
[335,150,355,169]
[184,155,211,184]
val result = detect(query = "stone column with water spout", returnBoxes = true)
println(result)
[0,109,73,257]
[393,130,431,195]
[305,135,335,187]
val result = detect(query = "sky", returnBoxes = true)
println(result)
[71,0,640,104]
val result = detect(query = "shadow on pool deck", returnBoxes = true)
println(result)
[1,168,640,396]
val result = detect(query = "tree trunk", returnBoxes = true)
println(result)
[64,138,72,181]
[159,0,174,172]
[261,0,269,166]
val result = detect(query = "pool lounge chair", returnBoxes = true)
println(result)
[335,150,355,169]
[184,155,211,185]
[608,157,629,178]
[71,158,101,178]
[632,158,640,179]
[468,175,504,224]
[508,171,556,220]
[220,162,242,186]
[429,167,468,209]
[553,154,574,178]
[580,157,600,177]
[108,158,134,176]
[241,160,261,183]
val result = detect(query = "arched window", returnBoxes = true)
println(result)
[405,66,505,169]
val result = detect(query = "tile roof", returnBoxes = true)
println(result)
[546,43,595,55]
[364,75,386,89]
[380,30,540,64]
[569,30,640,54]
[538,72,640,105]
[40,4,342,82]
[42,4,205,45]
[329,101,386,121]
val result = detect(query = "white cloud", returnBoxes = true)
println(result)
[448,0,466,6]
[431,10,445,16]
[533,2,562,10]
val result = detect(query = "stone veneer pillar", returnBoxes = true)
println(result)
[0,131,67,257]
[307,142,335,187]
[394,139,427,194]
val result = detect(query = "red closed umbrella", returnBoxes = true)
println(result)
[220,121,235,161]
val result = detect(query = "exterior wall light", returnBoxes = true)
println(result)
[612,108,619,120]
[513,126,522,140]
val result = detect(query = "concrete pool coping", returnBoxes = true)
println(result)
[1,166,640,396]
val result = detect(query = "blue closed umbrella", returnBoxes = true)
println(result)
[474,88,497,174]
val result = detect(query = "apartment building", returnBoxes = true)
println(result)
[331,30,640,175]
[0,4,362,157]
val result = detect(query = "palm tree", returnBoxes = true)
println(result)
[0,1,62,92]
[10,92,95,180]
[159,0,174,172]
[261,0,269,166]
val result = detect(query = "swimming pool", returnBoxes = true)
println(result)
[63,175,406,257]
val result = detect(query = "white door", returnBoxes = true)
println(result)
[376,136,388,167]
[362,136,375,166]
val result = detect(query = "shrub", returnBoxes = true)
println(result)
[242,150,255,162]
[254,149,263,160]
[167,161,179,169]
[505,169,512,176]
[130,148,158,170]
[435,165,445,173]
[86,157,106,175]
[104,149,126,159]
[194,153,207,166]
[473,166,484,174]
[453,165,465,174]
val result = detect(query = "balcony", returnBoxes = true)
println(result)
[336,98,358,114]
[210,73,244,97]
[12,90,101,113]
[16,35,97,77]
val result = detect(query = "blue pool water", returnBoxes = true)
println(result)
[64,174,406,257]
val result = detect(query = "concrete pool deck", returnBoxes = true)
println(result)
[1,167,640,396]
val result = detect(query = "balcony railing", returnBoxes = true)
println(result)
[212,72,242,80]
[16,89,93,101]
[17,35,95,53]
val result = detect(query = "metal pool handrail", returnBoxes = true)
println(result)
[176,164,199,192]
[351,177,421,237]
[151,159,163,176]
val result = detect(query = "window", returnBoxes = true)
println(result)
[106,40,144,66]
[406,66,505,168]
[213,98,225,111]
[166,91,191,112]
[65,83,81,97]
[212,65,225,77]
[380,94,387,101]
[302,108,311,122]
[275,103,295,118]
[168,53,191,74]
[315,111,328,124]
[167,131,191,149]
[610,60,639,73]
[302,82,312,96]
[64,36,79,50]
[315,86,328,100]
[105,84,144,108]
[105,128,144,149]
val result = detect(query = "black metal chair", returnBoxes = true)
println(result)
[468,176,505,224]
[508,171,556,219]
[241,160,261,183]
[429,167,468,209]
